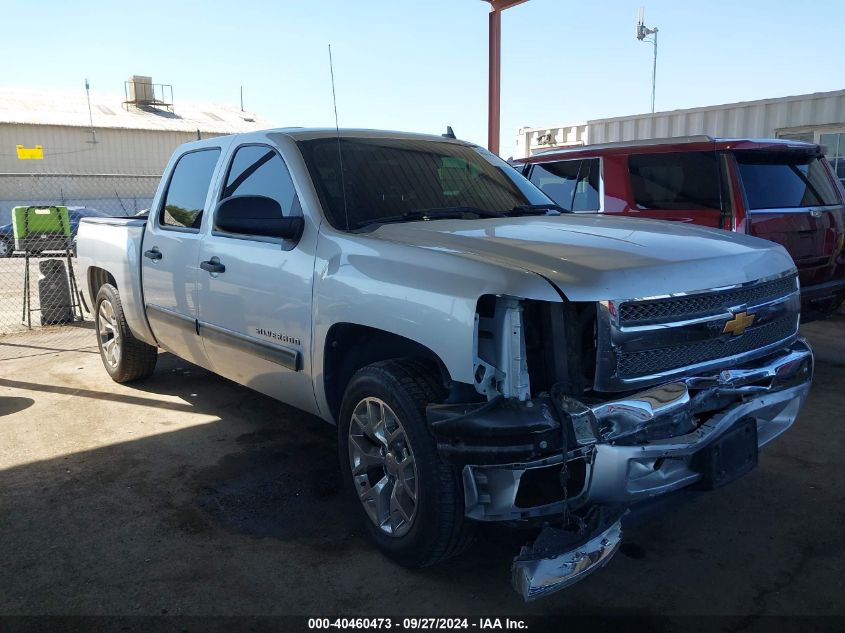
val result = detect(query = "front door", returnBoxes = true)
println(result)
[141,147,221,366]
[196,144,317,414]
[525,158,602,213]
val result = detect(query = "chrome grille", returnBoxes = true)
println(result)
[595,273,802,391]
[619,275,797,325]
[616,316,796,378]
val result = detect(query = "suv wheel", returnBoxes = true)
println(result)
[0,237,11,258]
[95,284,158,382]
[338,359,473,567]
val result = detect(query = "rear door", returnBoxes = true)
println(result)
[625,150,726,228]
[736,150,845,288]
[195,143,317,414]
[141,147,221,366]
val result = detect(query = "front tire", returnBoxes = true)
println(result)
[338,359,473,568]
[95,284,157,383]
[0,237,12,258]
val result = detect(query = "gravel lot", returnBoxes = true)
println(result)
[0,317,843,625]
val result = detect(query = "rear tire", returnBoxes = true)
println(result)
[94,284,157,383]
[0,237,12,258]
[338,358,473,568]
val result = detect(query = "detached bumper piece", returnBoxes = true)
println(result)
[511,508,624,602]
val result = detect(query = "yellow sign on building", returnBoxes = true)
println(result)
[16,145,44,160]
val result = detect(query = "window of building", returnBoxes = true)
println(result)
[628,152,721,210]
[527,159,600,211]
[820,132,845,189]
[777,132,814,143]
[160,149,220,230]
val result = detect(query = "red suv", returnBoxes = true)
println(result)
[514,136,845,320]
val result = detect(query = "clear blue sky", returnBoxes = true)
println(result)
[2,0,843,157]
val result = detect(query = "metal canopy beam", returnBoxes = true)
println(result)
[483,0,529,155]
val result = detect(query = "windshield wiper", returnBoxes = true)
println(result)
[352,206,505,229]
[507,203,571,216]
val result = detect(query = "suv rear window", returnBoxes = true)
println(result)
[628,152,720,210]
[736,151,841,210]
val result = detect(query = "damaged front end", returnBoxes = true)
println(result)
[430,279,812,601]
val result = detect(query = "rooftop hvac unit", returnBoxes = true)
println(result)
[127,76,154,103]
[123,75,173,112]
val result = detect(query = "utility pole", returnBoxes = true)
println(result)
[636,7,659,113]
[482,0,528,155]
[84,79,98,144]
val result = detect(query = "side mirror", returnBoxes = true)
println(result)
[215,195,304,241]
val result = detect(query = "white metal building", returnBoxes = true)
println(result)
[0,78,273,220]
[514,89,845,187]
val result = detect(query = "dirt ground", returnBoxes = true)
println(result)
[0,317,843,624]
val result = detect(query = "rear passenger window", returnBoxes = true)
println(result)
[628,152,720,210]
[160,149,220,230]
[528,159,600,211]
[222,145,301,217]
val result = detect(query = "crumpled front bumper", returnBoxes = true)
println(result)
[585,339,813,504]
[432,339,813,600]
[458,338,813,520]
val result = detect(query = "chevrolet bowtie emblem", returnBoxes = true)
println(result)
[723,311,756,336]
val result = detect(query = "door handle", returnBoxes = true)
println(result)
[200,258,226,274]
[144,248,162,261]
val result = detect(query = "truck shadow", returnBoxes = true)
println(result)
[0,350,563,613]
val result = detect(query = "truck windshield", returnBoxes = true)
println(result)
[736,151,842,210]
[297,137,552,230]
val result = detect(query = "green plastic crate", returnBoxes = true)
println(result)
[11,206,71,252]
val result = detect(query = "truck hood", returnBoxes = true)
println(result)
[369,214,796,301]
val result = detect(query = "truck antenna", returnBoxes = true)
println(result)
[328,44,350,231]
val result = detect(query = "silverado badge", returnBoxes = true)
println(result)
[722,311,756,336]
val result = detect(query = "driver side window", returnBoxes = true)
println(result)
[222,145,301,217]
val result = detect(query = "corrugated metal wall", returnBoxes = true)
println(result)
[515,90,845,158]
[0,124,225,222]
[588,90,845,144]
[0,123,217,174]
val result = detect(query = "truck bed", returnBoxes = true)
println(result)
[76,216,156,346]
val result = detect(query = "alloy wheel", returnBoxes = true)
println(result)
[348,397,418,537]
[97,299,121,368]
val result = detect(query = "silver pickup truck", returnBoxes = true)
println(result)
[77,129,813,600]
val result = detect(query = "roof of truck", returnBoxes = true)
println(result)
[273,128,471,143]
[178,127,475,151]
[517,136,821,163]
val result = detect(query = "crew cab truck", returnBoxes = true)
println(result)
[77,129,813,600]
[513,137,845,321]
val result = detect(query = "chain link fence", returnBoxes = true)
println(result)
[0,174,159,356]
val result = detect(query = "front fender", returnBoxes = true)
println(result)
[311,228,561,420]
